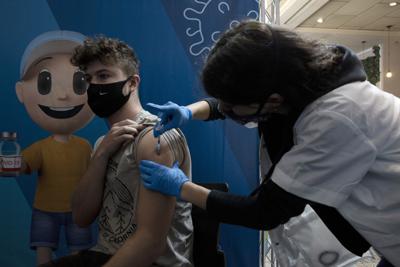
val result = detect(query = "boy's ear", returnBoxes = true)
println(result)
[126,75,140,95]
[15,81,24,103]
[130,74,140,89]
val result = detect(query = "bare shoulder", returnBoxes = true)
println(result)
[136,127,191,177]
[135,127,174,167]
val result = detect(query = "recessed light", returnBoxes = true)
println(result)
[386,71,393,78]
[389,2,398,7]
[317,17,324,23]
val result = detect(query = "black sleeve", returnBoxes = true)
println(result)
[309,202,370,256]
[206,179,370,256]
[206,180,307,230]
[203,98,226,121]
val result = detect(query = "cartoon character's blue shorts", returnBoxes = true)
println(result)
[30,208,93,251]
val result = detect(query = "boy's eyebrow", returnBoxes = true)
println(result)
[95,69,111,74]
[34,56,53,66]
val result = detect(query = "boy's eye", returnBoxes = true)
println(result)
[73,71,88,95]
[37,69,51,95]
[98,73,110,80]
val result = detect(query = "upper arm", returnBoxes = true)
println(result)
[134,129,176,239]
[136,128,175,167]
[82,139,93,166]
[91,136,104,157]
[21,142,42,172]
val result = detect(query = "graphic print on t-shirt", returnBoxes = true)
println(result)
[99,168,137,245]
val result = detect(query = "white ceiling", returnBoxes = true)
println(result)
[279,0,400,52]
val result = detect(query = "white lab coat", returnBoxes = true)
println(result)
[259,132,363,266]
[272,81,400,265]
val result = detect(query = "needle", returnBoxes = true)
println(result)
[155,118,162,155]
[156,136,161,155]
[154,113,164,155]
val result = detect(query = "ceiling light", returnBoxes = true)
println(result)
[386,25,393,79]
[389,2,398,7]
[317,17,324,23]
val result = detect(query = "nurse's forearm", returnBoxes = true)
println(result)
[180,182,211,209]
[180,181,296,230]
[180,181,271,229]
[186,101,211,121]
[202,181,306,230]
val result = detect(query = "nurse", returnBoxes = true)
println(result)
[140,21,399,266]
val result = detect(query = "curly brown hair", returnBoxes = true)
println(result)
[71,36,139,76]
[202,21,343,111]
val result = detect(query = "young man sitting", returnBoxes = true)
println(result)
[41,36,193,267]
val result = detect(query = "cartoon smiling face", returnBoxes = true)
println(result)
[16,53,94,135]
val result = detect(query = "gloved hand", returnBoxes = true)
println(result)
[146,101,192,137]
[140,160,189,198]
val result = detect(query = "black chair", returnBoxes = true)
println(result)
[191,182,229,267]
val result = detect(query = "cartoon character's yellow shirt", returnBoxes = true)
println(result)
[22,136,91,212]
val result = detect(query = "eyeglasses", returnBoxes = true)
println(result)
[217,101,271,125]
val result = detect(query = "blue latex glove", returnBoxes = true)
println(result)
[140,160,189,198]
[146,101,192,137]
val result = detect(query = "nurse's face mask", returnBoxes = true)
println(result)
[218,94,288,128]
[218,101,271,128]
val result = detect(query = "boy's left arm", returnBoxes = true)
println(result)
[103,129,176,267]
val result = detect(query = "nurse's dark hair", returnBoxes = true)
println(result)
[71,36,139,76]
[201,20,343,110]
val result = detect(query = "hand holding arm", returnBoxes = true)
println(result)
[140,160,210,209]
[72,119,144,227]
[140,160,189,198]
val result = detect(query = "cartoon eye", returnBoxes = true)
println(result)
[37,69,51,95]
[73,70,88,95]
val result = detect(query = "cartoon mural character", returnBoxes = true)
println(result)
[15,31,95,265]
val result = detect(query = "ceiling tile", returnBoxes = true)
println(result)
[362,17,400,30]
[315,14,355,28]
[342,4,394,28]
[300,17,317,27]
[311,1,348,17]
[335,0,380,15]
[299,1,348,27]
[381,0,400,3]
[387,6,400,18]
[294,0,400,53]
[340,25,363,30]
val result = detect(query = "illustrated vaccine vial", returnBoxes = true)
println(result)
[0,132,22,177]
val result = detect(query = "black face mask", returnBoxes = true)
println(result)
[87,77,131,118]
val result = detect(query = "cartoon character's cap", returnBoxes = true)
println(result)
[19,30,86,79]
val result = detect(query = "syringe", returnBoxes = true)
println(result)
[154,117,163,155]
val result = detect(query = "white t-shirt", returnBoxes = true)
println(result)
[272,81,400,265]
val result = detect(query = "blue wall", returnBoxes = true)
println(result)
[0,1,260,266]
